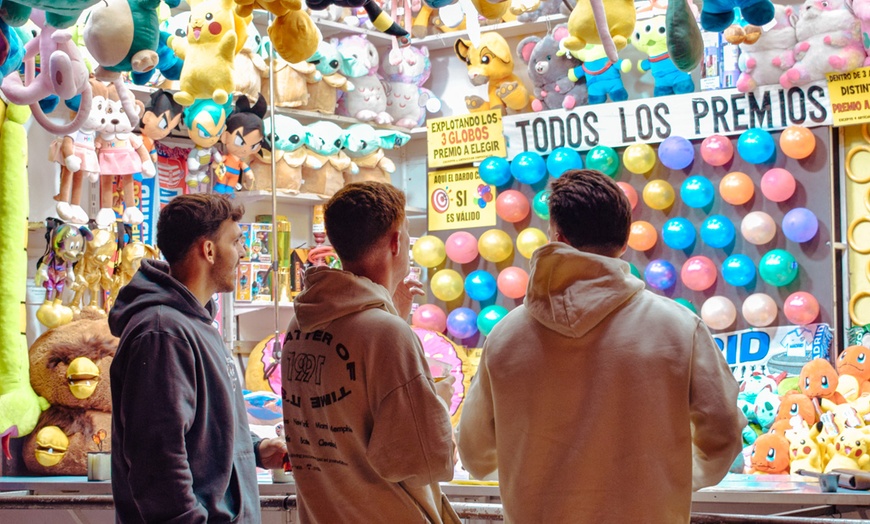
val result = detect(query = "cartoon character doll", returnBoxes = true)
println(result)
[218,94,266,195]
[139,88,183,165]
[183,98,232,190]
[35,220,94,329]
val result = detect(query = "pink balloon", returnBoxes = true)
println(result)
[411,304,447,332]
[700,135,734,166]
[497,266,529,299]
[445,231,479,264]
[760,168,796,203]
[617,182,638,210]
[783,291,820,325]
[681,256,718,291]
[496,190,531,223]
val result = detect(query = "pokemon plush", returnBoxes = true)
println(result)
[563,44,631,105]
[824,427,870,473]
[630,14,694,96]
[562,0,635,61]
[754,389,781,433]
[218,94,265,195]
[517,24,587,111]
[381,44,440,128]
[700,0,774,33]
[749,432,791,474]
[82,0,161,80]
[336,35,392,124]
[35,220,92,329]
[139,88,183,164]
[781,0,867,88]
[232,0,319,65]
[250,114,309,192]
[838,345,870,394]
[343,123,409,184]
[454,32,532,113]
[183,98,232,190]
[736,4,796,93]
[0,19,26,78]
[786,423,823,474]
[308,0,411,45]
[800,358,848,409]
[0,0,100,28]
[300,40,354,113]
[511,0,568,23]
[69,227,117,315]
[666,0,703,72]
[775,391,818,427]
[302,120,351,196]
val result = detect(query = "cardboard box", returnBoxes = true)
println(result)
[252,263,273,301]
[236,263,252,302]
[239,223,253,262]
[291,248,310,296]
[251,223,273,264]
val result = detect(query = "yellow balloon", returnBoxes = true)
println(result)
[478,229,513,263]
[642,179,675,210]
[412,235,446,267]
[430,269,464,301]
[516,227,548,259]
[623,143,657,175]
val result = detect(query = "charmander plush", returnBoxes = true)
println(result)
[749,432,791,474]
[775,391,818,427]
[454,32,532,113]
[800,358,848,409]
[837,345,870,395]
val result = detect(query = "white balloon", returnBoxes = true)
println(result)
[701,296,737,331]
[742,293,778,327]
[741,211,777,245]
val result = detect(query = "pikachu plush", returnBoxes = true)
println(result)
[562,0,635,58]
[169,0,238,106]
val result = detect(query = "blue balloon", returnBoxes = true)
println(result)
[701,214,736,248]
[645,259,678,290]
[737,128,776,164]
[546,147,583,178]
[782,207,819,243]
[721,254,756,287]
[465,270,497,301]
[511,152,547,185]
[446,307,479,339]
[681,175,715,208]
[662,217,696,250]
[478,156,511,186]
[658,136,695,170]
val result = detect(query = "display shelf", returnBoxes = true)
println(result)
[413,13,568,50]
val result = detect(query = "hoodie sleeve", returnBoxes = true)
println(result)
[114,331,206,523]
[689,320,746,490]
[455,353,498,480]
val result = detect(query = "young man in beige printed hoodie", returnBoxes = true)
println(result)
[457,169,745,523]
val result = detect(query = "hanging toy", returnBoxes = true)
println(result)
[183,97,233,190]
[629,14,694,96]
[218,94,266,195]
[139,88,183,164]
[35,219,93,329]
[69,227,118,316]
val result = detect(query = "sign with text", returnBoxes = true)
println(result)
[826,67,870,126]
[427,110,506,168]
[714,323,831,380]
[502,83,832,159]
[427,167,497,231]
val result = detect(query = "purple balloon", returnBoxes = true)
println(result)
[659,136,695,170]
[644,259,678,290]
[782,207,819,243]
[447,307,479,339]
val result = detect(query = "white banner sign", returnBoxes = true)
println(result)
[714,323,832,381]
[502,83,832,159]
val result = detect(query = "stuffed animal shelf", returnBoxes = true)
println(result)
[249,114,310,192]
[302,120,352,197]
[561,43,631,105]
[336,35,393,124]
[300,40,354,114]
[217,95,266,195]
[630,14,694,96]
[735,4,796,93]
[35,220,93,329]
[82,0,162,81]
[454,32,532,113]
[381,44,441,128]
[343,123,409,184]
[517,24,588,111]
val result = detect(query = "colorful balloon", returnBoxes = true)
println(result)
[479,156,511,186]
[628,220,657,251]
[628,262,641,279]
[701,296,737,330]
[585,145,619,176]
[742,293,778,327]
[658,136,695,170]
[495,189,531,223]
[623,143,657,174]
[681,256,718,291]
[782,208,819,243]
[760,168,796,202]
[445,231,479,264]
[511,151,547,185]
[719,171,755,205]
[465,270,497,301]
[517,227,548,259]
[721,254,756,287]
[477,305,509,336]
[780,126,816,160]
[546,147,582,177]
[783,291,820,325]
[700,215,736,248]
[617,182,638,210]
[741,211,777,245]
[645,259,678,290]
[681,175,715,208]
[662,217,696,250]
[643,179,676,210]
[446,307,479,339]
[430,269,464,301]
[532,190,551,220]
[478,229,514,262]
[674,297,697,314]
[411,304,447,332]
[759,249,799,286]
[737,128,776,164]
[700,134,734,166]
[412,235,446,267]
[497,266,530,299]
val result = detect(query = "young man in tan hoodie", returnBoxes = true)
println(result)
[456,169,745,523]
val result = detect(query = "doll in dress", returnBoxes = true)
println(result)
[217,94,266,195]
[183,97,232,191]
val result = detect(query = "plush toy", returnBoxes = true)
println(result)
[754,389,781,433]
[562,43,631,105]
[775,391,818,427]
[735,5,796,93]
[139,88,184,164]
[250,114,310,192]
[749,432,791,474]
[800,358,848,409]
[258,36,319,108]
[562,0,635,61]
[0,0,101,28]
[308,0,411,45]
[105,241,159,312]
[302,120,352,197]
[699,0,774,32]
[182,97,232,190]
[454,32,532,113]
[342,123,409,184]
[824,427,870,473]
[132,29,184,85]
[518,24,587,111]
[738,392,763,445]
[231,0,319,65]
[853,0,870,64]
[741,370,785,401]
[665,0,703,72]
[82,0,162,80]
[300,40,354,113]
[234,24,268,103]
[511,0,568,23]
[837,345,870,394]
[0,19,26,78]
[786,423,823,474]
[218,94,266,195]
[336,35,392,124]
[630,14,694,96]
[69,227,117,315]
[35,220,93,329]
[781,0,866,88]
[381,44,440,128]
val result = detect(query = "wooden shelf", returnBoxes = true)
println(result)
[413,14,568,50]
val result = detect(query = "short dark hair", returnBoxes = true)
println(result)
[325,182,405,262]
[549,169,631,253]
[157,194,244,265]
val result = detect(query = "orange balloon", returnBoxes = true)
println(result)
[628,220,657,251]
[780,126,816,160]
[719,171,755,205]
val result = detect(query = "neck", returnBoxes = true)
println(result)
[169,262,214,306]
[340,258,395,295]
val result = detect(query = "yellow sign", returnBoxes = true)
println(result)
[428,167,497,231]
[427,110,506,168]
[827,67,870,126]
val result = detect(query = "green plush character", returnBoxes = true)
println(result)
[666,0,704,73]
[0,0,101,29]
[0,100,50,459]
[630,15,695,96]
[82,0,162,80]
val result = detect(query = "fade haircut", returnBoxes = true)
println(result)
[157,194,244,265]
[549,168,631,254]
[325,182,406,263]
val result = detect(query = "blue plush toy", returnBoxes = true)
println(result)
[700,0,775,32]
[564,44,630,105]
[132,30,183,85]
[0,20,26,78]
[630,15,694,96]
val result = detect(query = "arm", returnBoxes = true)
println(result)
[689,321,746,490]
[455,352,497,479]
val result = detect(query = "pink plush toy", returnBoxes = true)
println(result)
[852,0,870,64]
[736,4,797,92]
[780,0,867,88]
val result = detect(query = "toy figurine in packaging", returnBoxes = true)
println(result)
[251,223,272,263]
[183,98,232,190]
[218,94,266,195]
[251,263,272,301]
[236,262,252,301]
[139,88,183,164]
[35,220,93,329]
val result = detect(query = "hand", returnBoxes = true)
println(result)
[141,160,156,178]
[64,154,81,172]
[435,374,456,407]
[392,277,424,319]
[258,437,288,470]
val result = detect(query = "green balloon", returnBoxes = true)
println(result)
[477,305,509,336]
[759,249,799,287]
[628,262,641,279]
[585,146,620,177]
[533,190,551,220]
[674,297,697,314]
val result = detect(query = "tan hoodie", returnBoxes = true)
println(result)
[282,267,458,523]
[456,243,745,523]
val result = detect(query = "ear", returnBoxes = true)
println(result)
[553,24,569,42]
[517,36,539,64]
[487,35,513,64]
[454,38,471,61]
[79,226,94,242]
[389,228,401,256]
[136,99,145,119]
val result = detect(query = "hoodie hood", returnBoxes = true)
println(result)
[108,259,216,337]
[293,266,397,332]
[524,242,645,338]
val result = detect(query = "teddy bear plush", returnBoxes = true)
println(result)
[630,14,694,96]
[735,4,796,93]
[518,24,588,111]
[454,32,532,113]
[381,44,441,128]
